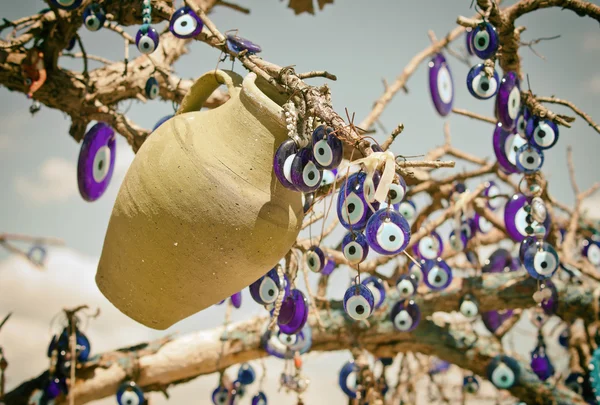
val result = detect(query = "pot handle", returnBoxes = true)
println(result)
[176,69,243,115]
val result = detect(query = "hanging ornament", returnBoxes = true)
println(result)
[77,122,116,202]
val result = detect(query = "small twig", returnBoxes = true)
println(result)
[537,96,600,135]
[74,34,89,80]
[396,160,455,169]
[451,107,497,124]
[381,124,404,151]
[297,71,337,81]
[215,0,251,14]
[61,52,113,65]
[519,34,561,60]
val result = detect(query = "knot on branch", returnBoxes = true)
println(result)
[521,91,576,127]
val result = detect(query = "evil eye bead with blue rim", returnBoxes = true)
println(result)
[290,148,322,192]
[211,386,230,405]
[385,176,407,206]
[408,262,423,285]
[395,273,418,299]
[262,325,312,359]
[311,125,343,169]
[27,245,47,266]
[471,22,499,59]
[249,268,287,305]
[487,355,520,389]
[565,373,584,396]
[343,284,374,321]
[428,53,454,116]
[320,169,337,186]
[338,361,360,398]
[449,228,469,251]
[398,200,417,223]
[77,122,116,202]
[516,105,530,138]
[116,381,145,405]
[526,116,559,150]
[515,143,544,174]
[273,139,299,190]
[342,231,369,265]
[83,4,106,32]
[145,77,159,100]
[530,344,555,381]
[414,230,443,260]
[237,363,256,385]
[465,28,474,55]
[459,294,479,319]
[251,392,267,405]
[51,0,82,10]
[136,24,160,54]
[523,240,559,279]
[337,172,377,230]
[423,258,453,291]
[463,375,480,394]
[364,208,411,255]
[306,245,326,273]
[226,35,262,54]
[473,213,493,234]
[504,193,550,242]
[484,181,502,211]
[492,122,527,174]
[390,300,420,332]
[495,72,521,130]
[361,276,386,309]
[230,291,242,309]
[230,381,244,404]
[169,6,204,39]
[582,238,600,266]
[466,64,499,100]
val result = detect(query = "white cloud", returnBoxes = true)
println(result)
[14,158,78,204]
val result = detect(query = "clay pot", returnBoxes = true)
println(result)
[96,70,303,329]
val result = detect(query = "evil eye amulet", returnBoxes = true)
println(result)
[516,106,530,138]
[277,289,308,334]
[83,4,106,32]
[515,143,544,173]
[390,300,420,332]
[51,0,82,10]
[212,386,230,405]
[337,172,378,230]
[482,309,514,333]
[251,392,267,405]
[226,35,262,54]
[361,276,386,309]
[262,324,312,359]
[136,25,160,54]
[413,230,443,260]
[145,77,159,100]
[459,294,479,319]
[495,72,521,130]
[484,181,502,211]
[471,22,499,59]
[395,273,418,299]
[306,245,326,273]
[504,193,550,242]
[463,375,480,394]
[487,355,520,389]
[290,148,322,192]
[27,245,47,266]
[530,344,555,381]
[311,125,343,169]
[237,363,256,385]
[526,116,559,149]
[169,6,204,39]
[77,122,116,202]
[522,240,559,279]
[342,231,369,264]
[364,209,411,255]
[428,53,454,116]
[230,291,242,308]
[465,28,474,55]
[493,122,526,174]
[398,200,417,223]
[273,139,299,190]
[338,361,360,398]
[422,258,453,291]
[249,268,287,305]
[449,228,469,251]
[583,238,600,266]
[466,64,499,100]
[343,284,374,321]
[117,381,145,405]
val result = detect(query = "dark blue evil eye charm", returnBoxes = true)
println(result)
[459,293,479,319]
[169,6,204,39]
[249,267,288,305]
[526,116,559,150]
[504,193,550,242]
[136,24,160,55]
[361,276,386,309]
[342,231,369,264]
[515,143,544,174]
[449,228,469,251]
[428,53,454,116]
[311,125,343,170]
[251,392,267,405]
[364,209,411,255]
[486,355,520,389]
[413,230,443,260]
[471,22,499,59]
[495,72,521,130]
[473,213,493,234]
[466,64,499,100]
[565,372,584,396]
[422,258,453,291]
[57,327,91,362]
[343,283,374,321]
[306,245,326,273]
[145,77,159,100]
[463,375,480,394]
[492,122,526,174]
[211,385,230,405]
[380,176,407,211]
[398,199,417,223]
[484,181,502,211]
[83,4,106,32]
[152,115,173,132]
[230,381,245,403]
[51,0,82,10]
[530,343,555,381]
[226,34,262,55]
[522,240,559,279]
[117,381,145,405]
[395,273,418,300]
[583,238,600,266]
[465,28,475,55]
[262,325,312,359]
[337,171,379,231]
[277,289,308,335]
[273,139,299,190]
[290,148,322,192]
[27,245,47,266]
[338,361,360,398]
[237,363,256,385]
[516,106,531,139]
[390,299,420,332]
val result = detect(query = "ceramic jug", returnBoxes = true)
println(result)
[96,70,304,329]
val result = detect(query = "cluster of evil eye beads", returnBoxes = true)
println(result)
[210,363,269,405]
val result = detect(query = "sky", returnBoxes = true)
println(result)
[0,0,599,404]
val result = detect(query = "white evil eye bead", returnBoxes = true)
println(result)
[504,193,550,242]
[466,64,499,100]
[515,106,530,138]
[423,259,453,291]
[408,262,423,285]
[390,300,420,332]
[169,6,204,39]
[361,276,386,309]
[471,22,499,59]
[136,25,160,55]
[515,144,544,174]
[526,116,559,150]
[273,139,299,190]
[504,132,527,170]
[290,148,322,192]
[495,72,521,130]
[83,4,106,32]
[582,238,600,266]
[249,267,285,305]
[338,361,359,398]
[484,180,502,210]
[486,355,520,389]
[306,245,326,273]
[398,200,417,223]
[278,331,298,347]
[387,177,407,205]
[337,172,377,230]
[52,0,83,10]
[463,375,480,394]
[523,241,559,279]
[320,169,336,186]
[414,231,443,260]
[116,381,144,405]
[395,274,418,299]
[341,231,369,265]
[449,229,469,251]
[343,284,374,321]
[474,213,493,234]
[251,392,267,405]
[144,77,159,100]
[311,125,343,170]
[211,386,230,405]
[459,294,479,319]
[428,53,454,116]
[364,209,411,255]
